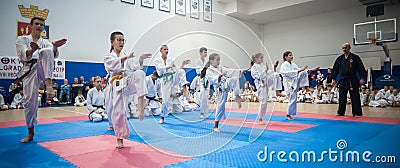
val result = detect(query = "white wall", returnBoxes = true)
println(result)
[0,0,263,69]
[262,5,400,70]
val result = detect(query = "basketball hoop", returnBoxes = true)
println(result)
[367,38,378,46]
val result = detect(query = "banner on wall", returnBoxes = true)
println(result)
[18,5,50,39]
[0,56,65,80]
[17,21,50,39]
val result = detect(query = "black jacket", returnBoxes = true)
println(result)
[332,52,366,89]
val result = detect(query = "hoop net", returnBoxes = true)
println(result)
[367,38,378,46]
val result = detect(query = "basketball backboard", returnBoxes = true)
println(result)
[353,18,397,45]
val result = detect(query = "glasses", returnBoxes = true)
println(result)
[96,81,102,83]
[115,38,126,43]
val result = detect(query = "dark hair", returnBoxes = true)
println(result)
[110,31,124,53]
[199,47,207,53]
[200,67,207,78]
[152,71,159,78]
[283,51,292,62]
[373,86,379,91]
[30,17,45,25]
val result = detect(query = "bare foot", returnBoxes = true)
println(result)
[200,113,204,119]
[138,111,144,121]
[116,139,124,149]
[107,127,113,131]
[20,134,34,143]
[214,127,221,132]
[158,118,164,124]
[256,120,266,125]
[235,96,242,109]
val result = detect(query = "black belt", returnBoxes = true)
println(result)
[89,105,105,121]
[92,105,105,109]
[146,96,159,101]
[9,59,37,92]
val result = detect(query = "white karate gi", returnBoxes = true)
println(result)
[191,76,201,110]
[313,90,326,104]
[369,91,388,107]
[325,89,338,104]
[279,61,309,115]
[251,63,281,120]
[191,58,207,109]
[74,95,86,106]
[198,76,211,115]
[206,65,241,121]
[87,87,107,122]
[0,94,8,110]
[104,83,113,127]
[144,75,162,116]
[104,50,147,139]
[388,94,400,106]
[11,93,25,109]
[16,35,58,128]
[154,56,188,117]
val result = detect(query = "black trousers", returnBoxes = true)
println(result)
[338,87,362,116]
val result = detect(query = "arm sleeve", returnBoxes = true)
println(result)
[104,54,124,75]
[356,55,366,79]
[16,37,29,62]
[125,57,143,73]
[331,58,340,80]
[43,39,59,58]
[86,89,94,112]
[280,62,298,78]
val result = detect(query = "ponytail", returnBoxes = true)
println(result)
[200,61,211,78]
[250,54,256,69]
[283,51,292,62]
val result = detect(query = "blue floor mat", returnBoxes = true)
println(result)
[1,110,399,167]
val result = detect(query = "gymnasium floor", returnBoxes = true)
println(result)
[0,102,399,167]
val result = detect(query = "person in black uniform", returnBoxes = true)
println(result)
[331,43,366,117]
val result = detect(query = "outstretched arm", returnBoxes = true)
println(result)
[52,38,67,56]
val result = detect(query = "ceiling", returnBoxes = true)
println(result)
[217,0,400,24]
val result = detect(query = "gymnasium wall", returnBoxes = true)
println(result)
[262,5,400,70]
[0,0,263,69]
[0,0,264,102]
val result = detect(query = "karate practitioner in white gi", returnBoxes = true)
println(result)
[205,53,244,132]
[87,76,107,122]
[250,53,281,124]
[16,17,67,143]
[279,51,317,120]
[104,31,151,148]
[191,47,208,111]
[154,45,190,124]
[144,71,162,116]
